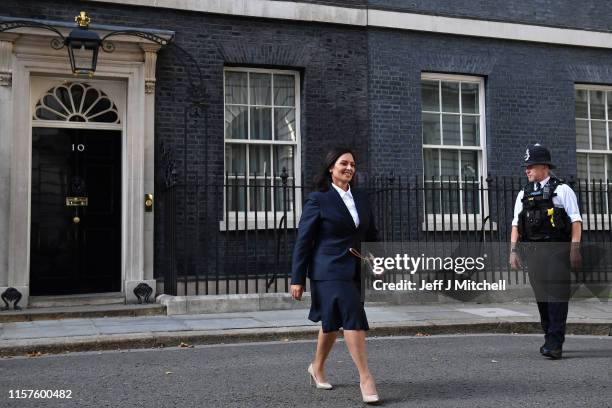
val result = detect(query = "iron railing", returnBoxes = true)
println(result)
[157,174,612,295]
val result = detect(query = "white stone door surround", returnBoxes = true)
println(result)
[0,23,170,305]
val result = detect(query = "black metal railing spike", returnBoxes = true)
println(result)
[280,167,289,185]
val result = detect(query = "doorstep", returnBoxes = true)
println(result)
[0,300,165,323]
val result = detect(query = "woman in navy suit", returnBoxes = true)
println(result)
[290,147,380,404]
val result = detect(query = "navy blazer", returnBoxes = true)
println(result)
[290,187,379,285]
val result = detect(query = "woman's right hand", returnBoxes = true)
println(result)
[290,284,304,301]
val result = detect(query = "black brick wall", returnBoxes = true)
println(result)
[368,29,612,179]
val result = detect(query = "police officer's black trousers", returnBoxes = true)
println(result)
[524,243,571,348]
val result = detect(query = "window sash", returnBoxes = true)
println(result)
[223,68,301,223]
[421,77,482,148]
[421,74,486,216]
[575,85,612,217]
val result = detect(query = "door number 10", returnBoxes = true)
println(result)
[72,144,86,152]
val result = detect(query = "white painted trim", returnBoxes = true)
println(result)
[31,121,123,130]
[576,149,612,155]
[421,73,483,83]
[575,84,612,92]
[0,39,13,287]
[580,215,612,230]
[89,0,366,26]
[422,216,497,232]
[369,9,612,49]
[90,0,612,49]
[219,213,298,231]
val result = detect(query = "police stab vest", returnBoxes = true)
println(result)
[517,178,572,242]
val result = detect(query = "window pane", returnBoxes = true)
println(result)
[461,83,479,114]
[249,179,272,212]
[440,180,460,214]
[461,151,479,214]
[590,90,605,120]
[421,80,439,112]
[422,113,441,144]
[440,150,459,178]
[42,94,69,116]
[250,73,271,105]
[423,149,439,181]
[577,153,588,179]
[424,181,441,214]
[225,106,247,139]
[274,145,294,177]
[274,75,295,106]
[591,120,607,150]
[225,144,246,176]
[35,106,65,120]
[55,86,72,113]
[608,156,612,181]
[462,180,479,214]
[461,151,479,181]
[575,89,588,119]
[250,107,272,140]
[462,115,479,146]
[588,154,606,213]
[227,178,247,212]
[441,81,460,113]
[589,154,605,182]
[461,151,480,214]
[442,114,461,145]
[249,145,271,176]
[575,119,589,149]
[275,108,296,141]
[225,71,248,104]
[275,177,295,212]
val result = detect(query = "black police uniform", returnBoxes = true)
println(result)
[513,144,581,359]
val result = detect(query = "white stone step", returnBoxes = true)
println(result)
[29,292,125,308]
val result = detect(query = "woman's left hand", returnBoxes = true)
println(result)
[290,284,304,300]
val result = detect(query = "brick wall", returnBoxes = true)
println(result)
[368,29,612,179]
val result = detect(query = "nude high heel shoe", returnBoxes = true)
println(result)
[360,379,380,404]
[308,363,332,390]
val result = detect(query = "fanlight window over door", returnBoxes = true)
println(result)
[33,82,120,124]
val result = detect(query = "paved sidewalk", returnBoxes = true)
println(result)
[0,300,610,356]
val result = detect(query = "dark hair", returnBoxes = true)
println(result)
[314,147,356,192]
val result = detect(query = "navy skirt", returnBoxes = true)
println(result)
[308,280,369,333]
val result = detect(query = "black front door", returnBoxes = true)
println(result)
[30,128,122,295]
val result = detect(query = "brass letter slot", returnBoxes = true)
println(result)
[66,197,89,207]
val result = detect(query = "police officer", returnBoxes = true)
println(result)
[509,143,582,359]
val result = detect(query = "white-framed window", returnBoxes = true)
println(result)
[421,73,488,230]
[575,84,612,220]
[223,67,301,230]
